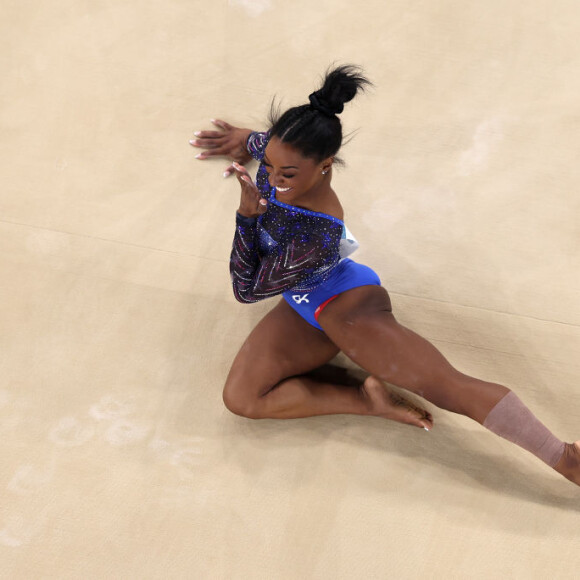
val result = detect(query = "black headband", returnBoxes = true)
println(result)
[308,92,343,117]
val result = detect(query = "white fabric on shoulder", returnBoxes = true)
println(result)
[339,224,360,259]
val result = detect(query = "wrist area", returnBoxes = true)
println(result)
[240,129,253,147]
[236,211,258,224]
[245,130,270,160]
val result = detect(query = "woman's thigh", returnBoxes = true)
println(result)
[223,298,340,413]
[316,285,467,410]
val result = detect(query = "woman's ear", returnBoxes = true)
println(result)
[321,157,334,174]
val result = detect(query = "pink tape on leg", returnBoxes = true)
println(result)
[483,391,566,467]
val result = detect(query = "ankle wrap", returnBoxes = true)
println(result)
[483,391,565,467]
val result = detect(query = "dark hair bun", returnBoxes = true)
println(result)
[309,64,372,117]
[269,63,372,162]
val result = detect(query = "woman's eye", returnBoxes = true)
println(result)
[263,162,294,179]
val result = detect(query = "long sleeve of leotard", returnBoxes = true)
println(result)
[230,212,341,303]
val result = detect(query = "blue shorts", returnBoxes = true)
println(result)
[282,258,381,331]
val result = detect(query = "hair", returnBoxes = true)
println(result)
[268,64,372,164]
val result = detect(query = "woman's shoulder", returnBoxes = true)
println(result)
[295,190,344,222]
[320,195,344,222]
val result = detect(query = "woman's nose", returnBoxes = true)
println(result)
[269,173,282,187]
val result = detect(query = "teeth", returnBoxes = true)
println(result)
[276,186,291,192]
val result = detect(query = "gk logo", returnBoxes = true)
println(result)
[292,294,310,304]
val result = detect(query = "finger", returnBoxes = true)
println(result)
[190,138,223,149]
[194,147,229,160]
[223,164,235,178]
[211,119,232,131]
[233,170,247,186]
[232,161,250,177]
[239,175,259,193]
[239,175,257,188]
[193,130,225,139]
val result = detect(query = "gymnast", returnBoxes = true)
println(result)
[191,65,580,487]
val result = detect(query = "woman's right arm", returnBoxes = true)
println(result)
[230,215,342,303]
[228,164,342,304]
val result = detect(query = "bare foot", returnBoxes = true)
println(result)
[553,441,580,486]
[362,375,433,430]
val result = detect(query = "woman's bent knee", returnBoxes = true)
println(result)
[222,385,260,419]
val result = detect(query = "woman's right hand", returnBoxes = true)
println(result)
[190,119,253,177]
[232,162,268,218]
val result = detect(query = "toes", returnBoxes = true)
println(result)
[412,409,434,430]
[407,409,433,430]
[416,416,433,430]
[406,404,433,425]
[367,381,434,429]
[390,394,434,428]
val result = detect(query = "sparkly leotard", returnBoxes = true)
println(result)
[230,131,380,330]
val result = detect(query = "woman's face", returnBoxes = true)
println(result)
[263,137,332,204]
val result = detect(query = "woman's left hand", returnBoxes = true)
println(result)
[232,162,268,218]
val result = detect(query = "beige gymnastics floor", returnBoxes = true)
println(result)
[2,1,580,578]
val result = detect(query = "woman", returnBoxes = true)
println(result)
[191,65,580,487]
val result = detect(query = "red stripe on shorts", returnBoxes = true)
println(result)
[314,294,339,321]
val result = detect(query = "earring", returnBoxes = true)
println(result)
[322,170,328,175]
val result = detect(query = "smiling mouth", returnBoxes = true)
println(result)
[276,186,292,193]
